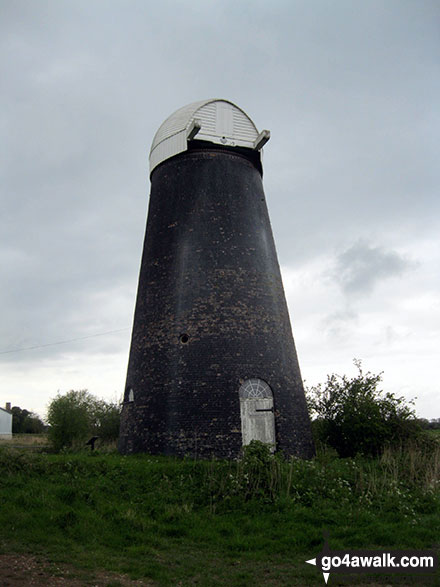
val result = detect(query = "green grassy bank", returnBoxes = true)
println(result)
[0,445,439,585]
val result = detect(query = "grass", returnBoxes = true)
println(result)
[0,443,439,585]
[0,433,50,450]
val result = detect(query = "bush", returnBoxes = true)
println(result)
[47,390,120,451]
[47,390,93,451]
[306,359,421,458]
[91,400,121,442]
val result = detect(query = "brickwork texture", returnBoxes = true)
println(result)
[118,147,315,459]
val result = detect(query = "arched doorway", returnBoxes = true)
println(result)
[239,379,275,451]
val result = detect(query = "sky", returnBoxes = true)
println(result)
[1,0,439,421]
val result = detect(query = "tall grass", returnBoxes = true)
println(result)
[201,440,440,511]
[0,433,49,448]
[381,440,440,489]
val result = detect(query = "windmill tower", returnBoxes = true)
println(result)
[118,99,314,459]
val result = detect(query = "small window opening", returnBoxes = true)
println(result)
[180,334,189,344]
[128,389,134,402]
[239,378,273,399]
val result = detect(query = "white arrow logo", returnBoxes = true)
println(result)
[306,557,330,584]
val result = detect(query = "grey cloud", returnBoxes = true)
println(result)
[0,1,438,417]
[322,308,359,342]
[332,240,416,296]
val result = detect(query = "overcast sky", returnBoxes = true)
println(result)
[1,0,439,420]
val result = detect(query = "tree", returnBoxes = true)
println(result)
[47,390,93,451]
[11,406,45,434]
[306,360,420,457]
[91,399,121,442]
[46,390,121,451]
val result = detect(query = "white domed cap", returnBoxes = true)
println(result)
[149,99,270,175]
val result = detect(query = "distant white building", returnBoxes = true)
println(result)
[0,405,12,439]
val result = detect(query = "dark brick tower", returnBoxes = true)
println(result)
[118,99,314,459]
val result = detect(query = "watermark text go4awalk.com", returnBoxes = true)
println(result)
[306,546,438,584]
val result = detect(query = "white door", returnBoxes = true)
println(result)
[239,379,275,451]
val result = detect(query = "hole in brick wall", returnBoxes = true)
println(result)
[180,334,189,344]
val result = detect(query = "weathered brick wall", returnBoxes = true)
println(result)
[119,148,314,459]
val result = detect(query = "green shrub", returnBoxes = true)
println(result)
[241,439,274,469]
[306,360,421,457]
[47,390,120,451]
[90,399,120,442]
[47,390,93,451]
